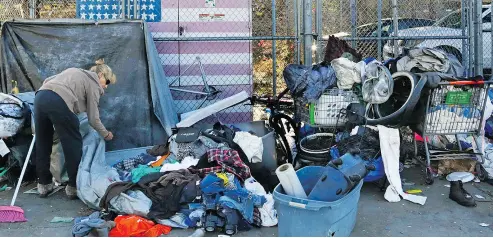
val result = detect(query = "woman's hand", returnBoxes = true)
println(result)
[104,132,114,141]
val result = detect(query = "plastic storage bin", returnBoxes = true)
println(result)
[273,166,363,237]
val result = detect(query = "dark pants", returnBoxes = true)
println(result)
[34,90,82,187]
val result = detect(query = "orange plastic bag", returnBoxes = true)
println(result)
[109,215,172,237]
[143,224,172,237]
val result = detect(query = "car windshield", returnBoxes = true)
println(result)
[434,7,490,28]
[434,11,461,28]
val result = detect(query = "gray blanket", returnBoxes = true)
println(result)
[76,115,151,216]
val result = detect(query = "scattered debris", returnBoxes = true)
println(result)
[0,184,12,192]
[50,217,74,223]
[405,189,422,194]
[474,177,481,183]
[24,185,65,197]
[21,181,31,187]
[441,194,445,196]
[479,223,490,227]
[475,195,485,199]
[472,183,493,198]
[444,184,451,188]
[403,182,415,186]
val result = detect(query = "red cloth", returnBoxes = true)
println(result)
[109,215,172,237]
[144,224,172,237]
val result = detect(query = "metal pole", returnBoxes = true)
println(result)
[461,0,467,76]
[134,0,138,19]
[272,0,277,96]
[391,0,399,57]
[474,0,483,75]
[121,0,125,19]
[127,0,131,19]
[377,0,382,61]
[468,0,474,75]
[295,0,300,64]
[350,0,357,49]
[315,0,322,63]
[339,0,343,31]
[303,0,313,66]
[29,0,36,18]
[491,3,493,78]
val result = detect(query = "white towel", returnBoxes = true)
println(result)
[378,125,427,205]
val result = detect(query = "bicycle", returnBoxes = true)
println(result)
[248,88,299,166]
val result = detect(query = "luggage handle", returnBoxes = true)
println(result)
[288,200,331,211]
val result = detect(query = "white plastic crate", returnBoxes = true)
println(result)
[309,89,359,127]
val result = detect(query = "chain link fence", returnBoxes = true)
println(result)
[317,0,473,72]
[0,0,29,20]
[0,0,76,20]
[149,0,299,123]
[2,0,491,123]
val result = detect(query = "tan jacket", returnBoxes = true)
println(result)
[39,68,109,137]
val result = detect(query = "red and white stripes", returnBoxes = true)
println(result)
[150,0,252,121]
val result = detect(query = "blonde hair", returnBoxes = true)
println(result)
[89,59,117,84]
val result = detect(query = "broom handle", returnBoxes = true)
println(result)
[11,135,35,206]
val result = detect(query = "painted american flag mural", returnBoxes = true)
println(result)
[76,0,253,123]
[149,0,253,123]
[76,0,161,22]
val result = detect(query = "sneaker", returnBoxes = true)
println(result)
[37,183,54,198]
[65,185,78,200]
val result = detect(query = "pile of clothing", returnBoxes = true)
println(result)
[285,37,394,127]
[89,122,277,236]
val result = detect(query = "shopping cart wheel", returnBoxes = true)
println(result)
[425,168,434,185]
[476,163,487,181]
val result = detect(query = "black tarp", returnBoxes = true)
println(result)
[0,19,178,151]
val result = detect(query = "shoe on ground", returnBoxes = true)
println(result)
[65,185,78,200]
[449,180,476,207]
[37,183,54,198]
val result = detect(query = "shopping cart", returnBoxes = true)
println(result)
[419,79,493,184]
[295,88,360,128]
[294,88,361,165]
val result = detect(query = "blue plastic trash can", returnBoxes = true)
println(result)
[273,166,363,237]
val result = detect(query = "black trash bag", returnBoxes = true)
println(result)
[337,128,380,161]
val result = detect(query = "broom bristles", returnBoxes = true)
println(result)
[0,206,27,223]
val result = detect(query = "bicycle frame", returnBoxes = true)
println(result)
[169,56,220,109]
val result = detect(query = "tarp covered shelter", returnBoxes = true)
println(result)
[0,19,178,150]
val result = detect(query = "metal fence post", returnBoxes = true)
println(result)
[474,0,483,75]
[350,0,357,49]
[29,0,36,18]
[461,0,467,76]
[272,0,277,96]
[302,0,312,66]
[315,0,322,63]
[468,0,474,76]
[377,0,382,61]
[391,0,399,58]
[295,0,301,64]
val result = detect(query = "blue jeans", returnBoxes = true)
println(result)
[200,173,266,223]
